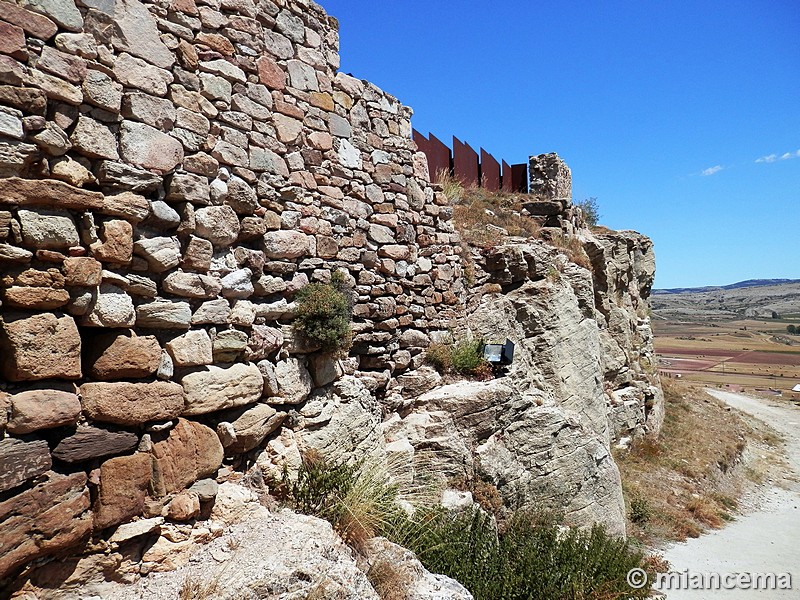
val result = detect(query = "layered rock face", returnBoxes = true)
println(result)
[0,0,661,587]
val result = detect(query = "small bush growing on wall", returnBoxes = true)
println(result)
[293,272,353,354]
[426,338,491,378]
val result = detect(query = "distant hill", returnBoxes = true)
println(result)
[651,279,800,321]
[655,279,800,295]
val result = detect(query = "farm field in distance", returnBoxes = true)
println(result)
[651,280,800,397]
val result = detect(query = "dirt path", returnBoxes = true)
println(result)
[658,390,800,598]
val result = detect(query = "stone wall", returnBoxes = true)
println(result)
[0,0,464,582]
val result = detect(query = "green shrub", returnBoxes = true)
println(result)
[293,272,352,354]
[450,339,485,375]
[286,455,654,600]
[425,338,490,377]
[576,197,600,228]
[396,509,651,600]
[629,496,652,524]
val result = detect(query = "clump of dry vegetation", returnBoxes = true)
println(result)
[615,379,780,543]
[545,230,592,269]
[439,173,541,248]
[366,560,413,600]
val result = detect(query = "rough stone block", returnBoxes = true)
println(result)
[53,425,138,463]
[94,453,152,530]
[0,472,91,580]
[87,331,162,379]
[181,363,263,415]
[7,389,81,435]
[151,418,223,496]
[0,312,81,381]
[166,329,213,367]
[136,299,192,329]
[81,284,136,328]
[80,381,185,426]
[0,437,52,493]
[17,208,79,249]
[219,403,285,454]
[120,120,184,171]
[63,256,102,286]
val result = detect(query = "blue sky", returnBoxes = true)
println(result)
[321,0,800,289]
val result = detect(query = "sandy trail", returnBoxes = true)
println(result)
[658,390,800,598]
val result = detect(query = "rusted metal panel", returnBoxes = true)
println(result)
[511,163,528,193]
[502,160,513,192]
[453,136,479,188]
[412,130,451,184]
[412,129,429,154]
[480,148,501,192]
[428,133,452,184]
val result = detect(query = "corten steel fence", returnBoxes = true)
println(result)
[412,130,528,193]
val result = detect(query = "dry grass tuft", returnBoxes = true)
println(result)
[438,171,541,249]
[616,380,758,543]
[367,559,413,600]
[547,231,592,269]
[179,576,220,600]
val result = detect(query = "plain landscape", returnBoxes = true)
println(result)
[652,280,800,396]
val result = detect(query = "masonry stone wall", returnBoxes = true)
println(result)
[0,0,466,581]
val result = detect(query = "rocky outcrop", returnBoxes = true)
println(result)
[11,483,469,600]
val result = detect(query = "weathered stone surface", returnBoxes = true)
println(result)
[309,353,344,387]
[110,0,175,69]
[122,92,177,130]
[63,256,102,286]
[53,425,139,463]
[529,152,572,202]
[70,115,119,160]
[194,205,240,248]
[167,171,210,204]
[83,69,123,112]
[219,403,285,454]
[87,332,161,379]
[263,230,312,259]
[364,538,474,600]
[0,243,33,263]
[162,271,221,299]
[36,46,86,84]
[220,268,254,299]
[191,298,230,325]
[18,208,79,249]
[94,453,152,530]
[165,490,200,521]
[31,125,73,161]
[97,160,161,192]
[2,286,70,309]
[113,52,173,96]
[82,284,136,328]
[0,86,47,115]
[90,219,134,264]
[0,472,91,580]
[151,418,223,496]
[23,0,83,31]
[134,236,181,272]
[80,381,184,426]
[120,120,183,171]
[7,389,81,434]
[136,299,192,329]
[0,139,38,176]
[244,325,283,361]
[0,312,81,381]
[166,329,213,366]
[182,363,263,415]
[212,328,248,361]
[273,357,312,404]
[0,3,58,39]
[0,437,52,493]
